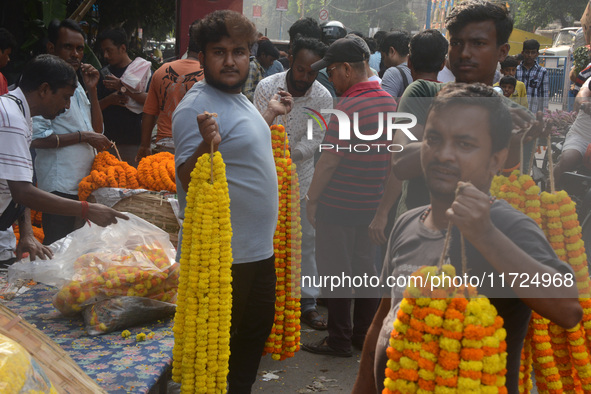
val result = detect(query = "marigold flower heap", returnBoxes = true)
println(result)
[384,265,508,394]
[78,151,139,201]
[172,151,233,393]
[263,124,302,361]
[137,152,176,193]
[491,171,591,393]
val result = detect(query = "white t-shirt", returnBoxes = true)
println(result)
[253,71,332,197]
[173,80,278,264]
[0,88,34,215]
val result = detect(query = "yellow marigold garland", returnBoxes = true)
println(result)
[78,152,139,201]
[172,151,233,393]
[384,265,508,394]
[137,152,176,193]
[264,125,302,361]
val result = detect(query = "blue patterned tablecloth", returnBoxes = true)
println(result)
[2,284,174,393]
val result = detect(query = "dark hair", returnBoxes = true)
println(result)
[349,31,364,38]
[292,37,327,60]
[0,28,17,51]
[429,82,512,152]
[373,30,388,46]
[445,0,513,47]
[499,75,517,87]
[409,30,448,74]
[288,18,322,41]
[97,27,128,48]
[19,54,77,93]
[522,39,540,51]
[188,19,200,53]
[192,10,257,52]
[364,37,378,53]
[257,39,280,58]
[379,31,411,56]
[48,19,86,45]
[500,55,519,69]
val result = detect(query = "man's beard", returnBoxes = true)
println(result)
[203,66,248,92]
[287,69,312,94]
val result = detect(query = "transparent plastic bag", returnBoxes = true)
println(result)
[83,296,176,335]
[0,333,57,393]
[8,214,179,315]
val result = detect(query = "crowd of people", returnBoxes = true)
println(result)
[0,1,588,393]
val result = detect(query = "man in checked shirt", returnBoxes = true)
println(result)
[516,39,549,114]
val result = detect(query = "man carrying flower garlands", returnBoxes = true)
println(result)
[353,83,582,394]
[253,36,333,331]
[172,10,293,393]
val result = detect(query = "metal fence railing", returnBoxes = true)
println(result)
[538,55,572,110]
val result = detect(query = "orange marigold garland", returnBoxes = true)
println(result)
[264,124,302,361]
[491,172,591,394]
[384,265,508,394]
[78,152,139,201]
[137,152,176,193]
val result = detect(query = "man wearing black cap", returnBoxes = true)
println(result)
[302,34,398,357]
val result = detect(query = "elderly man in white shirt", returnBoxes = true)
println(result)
[31,19,112,245]
[254,36,333,331]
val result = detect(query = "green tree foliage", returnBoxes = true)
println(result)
[512,0,588,31]
[96,0,175,42]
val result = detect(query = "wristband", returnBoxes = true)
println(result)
[80,201,91,227]
[78,131,82,143]
[55,134,60,148]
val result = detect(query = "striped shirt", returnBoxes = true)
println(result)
[0,88,33,214]
[317,80,397,226]
[516,61,549,113]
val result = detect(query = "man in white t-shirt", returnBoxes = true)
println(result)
[0,54,127,261]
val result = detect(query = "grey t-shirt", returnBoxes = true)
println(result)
[381,62,413,98]
[172,80,278,264]
[375,200,574,394]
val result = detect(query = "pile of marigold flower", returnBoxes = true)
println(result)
[137,152,176,193]
[491,170,591,393]
[172,150,233,392]
[78,152,140,201]
[384,265,508,393]
[263,125,302,361]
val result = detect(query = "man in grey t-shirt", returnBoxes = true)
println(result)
[353,83,581,394]
[172,11,292,393]
[379,31,413,98]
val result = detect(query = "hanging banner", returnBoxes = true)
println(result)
[276,0,288,11]
[253,5,262,18]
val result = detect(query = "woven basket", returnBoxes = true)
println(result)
[0,304,106,393]
[111,192,180,248]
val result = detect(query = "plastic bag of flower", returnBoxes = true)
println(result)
[0,333,58,393]
[8,214,179,316]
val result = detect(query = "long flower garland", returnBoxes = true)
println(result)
[172,151,233,392]
[264,125,302,361]
[491,171,591,393]
[384,265,508,393]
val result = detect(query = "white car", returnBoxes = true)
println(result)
[541,27,578,58]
